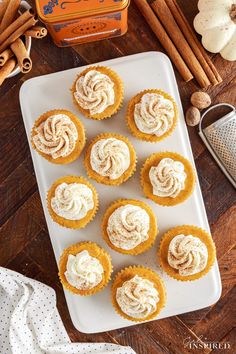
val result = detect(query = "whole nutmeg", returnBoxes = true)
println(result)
[191,91,211,109]
[186,106,201,127]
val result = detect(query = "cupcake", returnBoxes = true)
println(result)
[126,89,178,142]
[102,199,158,255]
[112,266,166,322]
[141,152,195,206]
[31,109,86,164]
[72,66,124,120]
[84,133,137,186]
[159,225,216,281]
[47,176,98,229]
[59,242,112,295]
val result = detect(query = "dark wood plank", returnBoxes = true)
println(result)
[0,155,36,224]
[73,40,124,64]
[193,286,236,342]
[196,151,236,224]
[33,34,84,72]
[211,205,236,260]
[110,326,170,354]
[24,229,58,279]
[0,192,45,266]
[219,246,236,298]
[0,121,30,181]
[142,317,211,354]
[211,327,236,354]
[6,250,41,279]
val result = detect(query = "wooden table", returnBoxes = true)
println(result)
[1,1,235,353]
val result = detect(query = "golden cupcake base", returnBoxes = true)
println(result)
[141,151,195,206]
[72,66,124,120]
[59,241,113,296]
[102,199,158,255]
[47,175,98,229]
[126,89,178,142]
[159,225,216,281]
[31,109,86,165]
[111,265,166,322]
[84,133,137,186]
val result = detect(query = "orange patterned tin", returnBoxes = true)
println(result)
[35,0,130,47]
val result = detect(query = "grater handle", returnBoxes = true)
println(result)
[199,103,235,136]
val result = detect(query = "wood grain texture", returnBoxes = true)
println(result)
[0,0,235,353]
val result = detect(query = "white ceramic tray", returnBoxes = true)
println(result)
[20,52,222,334]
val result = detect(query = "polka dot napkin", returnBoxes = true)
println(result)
[0,267,136,354]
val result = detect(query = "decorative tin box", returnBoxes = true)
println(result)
[35,0,130,47]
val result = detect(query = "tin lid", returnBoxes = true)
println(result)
[36,0,130,23]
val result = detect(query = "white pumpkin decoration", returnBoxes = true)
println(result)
[194,0,236,61]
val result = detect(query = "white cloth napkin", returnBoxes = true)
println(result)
[0,267,135,354]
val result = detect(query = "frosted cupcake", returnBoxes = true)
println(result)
[141,152,195,206]
[31,109,85,164]
[84,133,137,186]
[47,176,98,229]
[72,66,124,120]
[102,199,158,255]
[127,89,178,142]
[159,225,216,281]
[112,266,166,322]
[59,242,112,295]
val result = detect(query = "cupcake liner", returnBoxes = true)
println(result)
[31,109,86,165]
[140,151,196,206]
[158,225,216,282]
[59,241,113,296]
[47,176,99,230]
[126,89,178,143]
[111,265,166,322]
[84,133,137,186]
[102,199,158,255]
[71,66,124,120]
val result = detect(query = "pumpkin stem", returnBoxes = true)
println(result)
[230,4,236,23]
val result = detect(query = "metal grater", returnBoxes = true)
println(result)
[199,103,236,188]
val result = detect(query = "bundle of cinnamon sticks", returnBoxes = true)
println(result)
[0,0,48,86]
[134,0,222,88]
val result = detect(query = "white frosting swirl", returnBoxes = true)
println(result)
[107,204,150,250]
[33,114,78,159]
[134,93,174,136]
[65,250,104,290]
[51,182,94,220]
[149,158,186,198]
[116,275,159,318]
[74,70,115,115]
[168,234,208,276]
[90,138,130,180]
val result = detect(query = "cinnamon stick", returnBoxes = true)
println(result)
[0,14,38,53]
[0,0,9,23]
[133,0,193,82]
[165,0,222,85]
[10,38,32,73]
[0,9,35,47]
[150,0,211,88]
[0,0,21,33]
[0,58,16,86]
[0,48,13,66]
[24,26,48,39]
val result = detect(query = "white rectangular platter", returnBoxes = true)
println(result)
[20,52,222,334]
